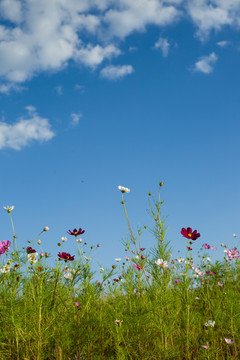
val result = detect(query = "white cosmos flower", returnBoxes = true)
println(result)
[115,258,121,262]
[207,257,211,262]
[3,205,14,213]
[61,237,67,242]
[155,259,168,268]
[118,186,130,193]
[100,267,104,273]
[0,265,11,273]
[83,256,91,261]
[27,253,38,264]
[114,319,123,326]
[64,272,73,280]
[205,320,215,327]
[76,238,82,243]
[233,234,238,238]
[177,257,184,264]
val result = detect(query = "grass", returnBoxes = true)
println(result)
[0,185,240,359]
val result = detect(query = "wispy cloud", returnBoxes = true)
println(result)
[154,36,170,57]
[70,112,82,126]
[216,40,231,48]
[0,106,55,150]
[55,85,63,95]
[0,83,25,95]
[100,65,134,80]
[193,52,218,74]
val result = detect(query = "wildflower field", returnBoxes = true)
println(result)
[1,184,240,360]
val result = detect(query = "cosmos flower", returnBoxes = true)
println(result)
[67,228,85,236]
[155,259,168,268]
[201,345,209,349]
[26,246,36,254]
[177,257,184,264]
[227,248,240,260]
[140,248,145,251]
[203,244,210,249]
[174,279,181,283]
[233,234,238,238]
[211,246,217,250]
[3,205,14,213]
[75,302,81,307]
[43,227,49,231]
[0,265,11,273]
[27,253,38,264]
[61,237,67,242]
[1,240,11,251]
[181,227,200,240]
[114,319,123,326]
[115,258,121,262]
[64,272,73,280]
[225,338,234,344]
[133,263,140,271]
[205,320,215,327]
[217,281,224,286]
[118,186,130,193]
[58,252,75,261]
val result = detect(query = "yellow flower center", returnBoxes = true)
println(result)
[188,233,192,237]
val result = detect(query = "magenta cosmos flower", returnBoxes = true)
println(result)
[133,263,140,271]
[1,240,11,252]
[203,243,210,249]
[58,252,75,261]
[227,248,240,260]
[181,227,200,240]
[67,228,85,236]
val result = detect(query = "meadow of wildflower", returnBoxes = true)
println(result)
[0,185,240,360]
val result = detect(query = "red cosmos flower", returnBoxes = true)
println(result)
[26,246,36,254]
[58,252,75,261]
[181,227,200,240]
[67,228,85,236]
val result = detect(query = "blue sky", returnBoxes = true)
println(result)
[0,0,240,272]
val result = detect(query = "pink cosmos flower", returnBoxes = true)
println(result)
[203,244,210,249]
[1,240,11,252]
[140,248,145,251]
[174,279,181,283]
[227,248,240,260]
[201,345,209,349]
[217,281,224,287]
[75,302,81,307]
[211,246,217,250]
[225,338,234,344]
[133,263,140,271]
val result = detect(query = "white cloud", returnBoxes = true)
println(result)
[194,52,218,74]
[186,0,240,39]
[100,64,134,79]
[0,106,55,150]
[104,0,181,39]
[74,44,121,68]
[70,112,82,126]
[154,36,170,57]
[0,82,25,94]
[216,40,231,47]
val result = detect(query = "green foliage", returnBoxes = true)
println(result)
[0,185,239,359]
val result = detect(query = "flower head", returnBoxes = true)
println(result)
[0,264,11,273]
[133,263,140,271]
[58,252,75,261]
[211,246,217,250]
[28,253,38,264]
[43,227,49,231]
[140,248,145,251]
[203,243,210,249]
[227,248,240,260]
[225,338,234,344]
[174,279,181,283]
[177,257,184,264]
[155,259,168,268]
[181,227,200,240]
[67,228,85,236]
[217,281,224,287]
[115,258,121,262]
[26,246,36,254]
[1,240,11,252]
[61,237,67,242]
[3,205,14,213]
[201,345,209,349]
[118,185,130,193]
[205,320,215,327]
[233,234,238,238]
[75,302,81,307]
[114,319,123,326]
